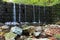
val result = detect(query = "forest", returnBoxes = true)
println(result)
[3,0,60,6]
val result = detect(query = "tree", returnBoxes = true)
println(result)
[3,0,60,6]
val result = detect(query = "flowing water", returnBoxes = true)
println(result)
[44,6,46,24]
[19,4,21,23]
[13,3,16,25]
[33,5,36,24]
[38,7,40,24]
[24,5,28,24]
[25,5,26,22]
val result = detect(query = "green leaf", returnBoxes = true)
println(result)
[3,0,60,6]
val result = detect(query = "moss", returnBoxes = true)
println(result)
[54,34,60,38]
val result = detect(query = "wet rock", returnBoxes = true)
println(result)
[10,26,22,35]
[4,32,17,40]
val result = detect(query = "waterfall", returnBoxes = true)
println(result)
[44,6,45,16]
[13,3,16,25]
[44,6,46,24]
[38,6,40,24]
[13,3,16,22]
[24,5,28,24]
[25,5,26,22]
[33,5,36,23]
[19,4,21,26]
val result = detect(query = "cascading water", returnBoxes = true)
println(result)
[44,6,46,24]
[24,5,28,24]
[13,3,16,25]
[33,5,36,24]
[19,4,21,26]
[19,4,21,25]
[5,0,17,25]
[38,6,40,24]
[25,5,26,22]
[44,6,45,17]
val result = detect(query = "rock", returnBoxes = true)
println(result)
[4,32,17,40]
[5,22,19,25]
[10,26,22,35]
[35,26,42,32]
[33,32,41,37]
[1,25,9,29]
[26,38,49,40]
[48,37,57,40]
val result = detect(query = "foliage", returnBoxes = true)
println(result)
[3,0,60,6]
[54,34,60,38]
[50,4,60,23]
